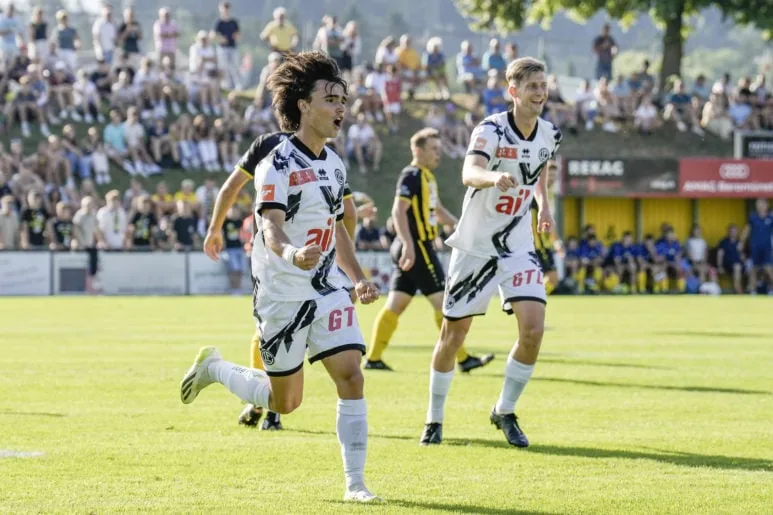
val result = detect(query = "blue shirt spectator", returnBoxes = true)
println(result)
[482,39,506,74]
[480,78,508,116]
[215,16,239,48]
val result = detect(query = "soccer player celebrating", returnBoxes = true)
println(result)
[420,57,562,447]
[180,52,382,503]
[366,127,494,372]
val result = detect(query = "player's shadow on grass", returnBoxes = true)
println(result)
[362,499,555,514]
[538,357,669,370]
[653,330,771,339]
[534,377,770,395]
[524,445,773,473]
[0,411,66,417]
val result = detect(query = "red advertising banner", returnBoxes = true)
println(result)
[679,159,773,198]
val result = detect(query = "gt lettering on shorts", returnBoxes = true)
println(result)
[513,268,543,287]
[328,306,356,332]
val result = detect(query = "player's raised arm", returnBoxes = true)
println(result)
[203,168,252,260]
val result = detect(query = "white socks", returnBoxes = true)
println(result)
[426,368,454,424]
[337,398,368,490]
[208,360,271,409]
[494,356,535,415]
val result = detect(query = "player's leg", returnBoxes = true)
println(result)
[237,331,265,426]
[180,301,309,414]
[426,291,494,372]
[490,254,548,447]
[309,292,379,503]
[421,250,499,445]
[366,284,413,371]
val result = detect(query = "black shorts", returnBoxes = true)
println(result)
[535,247,556,273]
[389,239,445,297]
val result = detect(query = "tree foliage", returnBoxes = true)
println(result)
[454,0,773,87]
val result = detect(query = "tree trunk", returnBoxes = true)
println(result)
[659,2,685,93]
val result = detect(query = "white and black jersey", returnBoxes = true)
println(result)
[250,135,350,302]
[445,111,562,259]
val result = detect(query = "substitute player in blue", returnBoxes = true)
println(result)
[606,231,639,293]
[716,224,745,294]
[741,198,773,294]
[655,228,686,293]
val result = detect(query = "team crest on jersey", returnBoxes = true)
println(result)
[539,148,549,161]
[334,168,345,186]
[260,348,275,366]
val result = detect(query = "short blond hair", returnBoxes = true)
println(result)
[506,57,546,86]
[410,127,440,149]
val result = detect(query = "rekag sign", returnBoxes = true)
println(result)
[562,158,679,197]
[679,159,773,198]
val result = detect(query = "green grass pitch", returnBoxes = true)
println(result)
[1,296,772,513]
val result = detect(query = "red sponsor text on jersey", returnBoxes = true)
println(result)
[261,185,275,201]
[289,168,317,186]
[496,147,517,159]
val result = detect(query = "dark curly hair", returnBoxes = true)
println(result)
[267,51,348,132]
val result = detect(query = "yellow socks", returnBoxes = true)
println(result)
[250,330,264,371]
[367,308,399,362]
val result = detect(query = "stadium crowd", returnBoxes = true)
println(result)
[0,3,771,295]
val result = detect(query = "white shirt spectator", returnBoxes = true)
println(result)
[374,46,398,66]
[92,17,116,57]
[365,69,387,96]
[73,78,97,103]
[686,236,707,263]
[196,184,220,220]
[347,123,375,146]
[124,122,146,148]
[134,67,159,86]
[189,42,217,74]
[96,206,127,249]
[635,102,657,123]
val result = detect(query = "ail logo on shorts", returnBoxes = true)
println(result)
[261,185,275,201]
[496,147,517,159]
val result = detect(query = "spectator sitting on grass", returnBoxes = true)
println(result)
[124,106,161,176]
[103,109,135,175]
[72,69,101,124]
[664,79,704,135]
[158,56,185,116]
[481,38,506,77]
[152,181,175,218]
[396,35,422,98]
[6,74,49,138]
[634,94,660,135]
[83,126,111,185]
[213,117,238,172]
[149,117,180,168]
[347,112,382,174]
[456,40,484,94]
[110,70,138,112]
[193,114,220,172]
[134,57,164,118]
[123,177,147,211]
[49,61,78,121]
[188,30,221,116]
[61,124,91,181]
[423,37,450,100]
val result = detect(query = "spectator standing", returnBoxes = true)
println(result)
[314,15,345,69]
[153,8,179,68]
[481,38,506,77]
[0,194,19,249]
[48,201,74,251]
[82,127,111,185]
[72,196,101,293]
[20,191,50,250]
[126,195,157,250]
[27,7,47,62]
[260,7,298,54]
[188,30,221,116]
[214,1,241,90]
[171,200,199,251]
[97,190,127,250]
[92,4,116,66]
[0,4,23,69]
[593,23,618,80]
[53,10,80,73]
[355,216,383,250]
[123,177,147,211]
[223,206,245,294]
[342,21,361,70]
[347,112,382,174]
[117,7,142,67]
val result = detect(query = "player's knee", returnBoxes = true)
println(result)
[333,367,364,397]
[272,394,303,414]
[441,321,469,350]
[519,321,544,347]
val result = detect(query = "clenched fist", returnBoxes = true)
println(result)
[494,173,516,192]
[293,244,323,270]
[355,280,380,304]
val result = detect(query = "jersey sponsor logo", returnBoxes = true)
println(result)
[289,168,318,186]
[495,190,531,216]
[306,218,335,251]
[473,137,488,150]
[400,184,412,197]
[496,147,517,159]
[261,185,275,201]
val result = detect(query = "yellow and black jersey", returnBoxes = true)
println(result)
[396,165,439,242]
[236,131,353,200]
